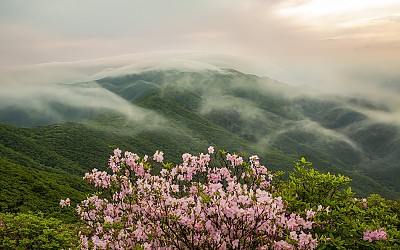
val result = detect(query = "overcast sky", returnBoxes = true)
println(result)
[0,0,399,98]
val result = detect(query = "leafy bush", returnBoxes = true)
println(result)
[0,212,78,249]
[278,157,400,249]
[62,149,400,249]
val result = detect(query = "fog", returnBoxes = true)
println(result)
[0,56,179,127]
[0,52,270,129]
[1,0,399,121]
[0,51,399,132]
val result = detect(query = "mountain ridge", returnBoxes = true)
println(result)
[1,67,399,215]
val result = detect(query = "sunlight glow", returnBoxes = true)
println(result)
[277,0,400,26]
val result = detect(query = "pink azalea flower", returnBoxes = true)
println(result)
[59,198,70,207]
[363,228,387,242]
[75,147,319,249]
[153,150,164,163]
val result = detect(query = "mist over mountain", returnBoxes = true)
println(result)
[1,56,400,200]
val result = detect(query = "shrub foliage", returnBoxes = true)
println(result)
[62,148,399,249]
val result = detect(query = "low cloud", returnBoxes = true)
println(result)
[1,51,399,131]
[200,95,267,121]
[351,106,400,128]
[0,60,170,128]
[257,118,363,153]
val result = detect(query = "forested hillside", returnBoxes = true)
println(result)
[1,68,400,219]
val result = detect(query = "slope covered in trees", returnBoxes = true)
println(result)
[1,68,400,218]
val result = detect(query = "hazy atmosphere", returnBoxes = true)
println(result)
[1,0,399,105]
[0,0,400,127]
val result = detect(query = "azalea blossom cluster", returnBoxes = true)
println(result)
[75,147,319,249]
[59,198,70,208]
[363,228,387,242]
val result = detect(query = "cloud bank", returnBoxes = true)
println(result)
[0,0,399,112]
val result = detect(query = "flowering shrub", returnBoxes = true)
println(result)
[75,148,319,249]
[61,149,400,249]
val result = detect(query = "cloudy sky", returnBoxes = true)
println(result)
[0,0,399,98]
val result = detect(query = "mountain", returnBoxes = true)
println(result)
[94,68,400,196]
[1,66,399,215]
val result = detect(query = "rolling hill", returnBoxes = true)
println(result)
[1,66,399,216]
